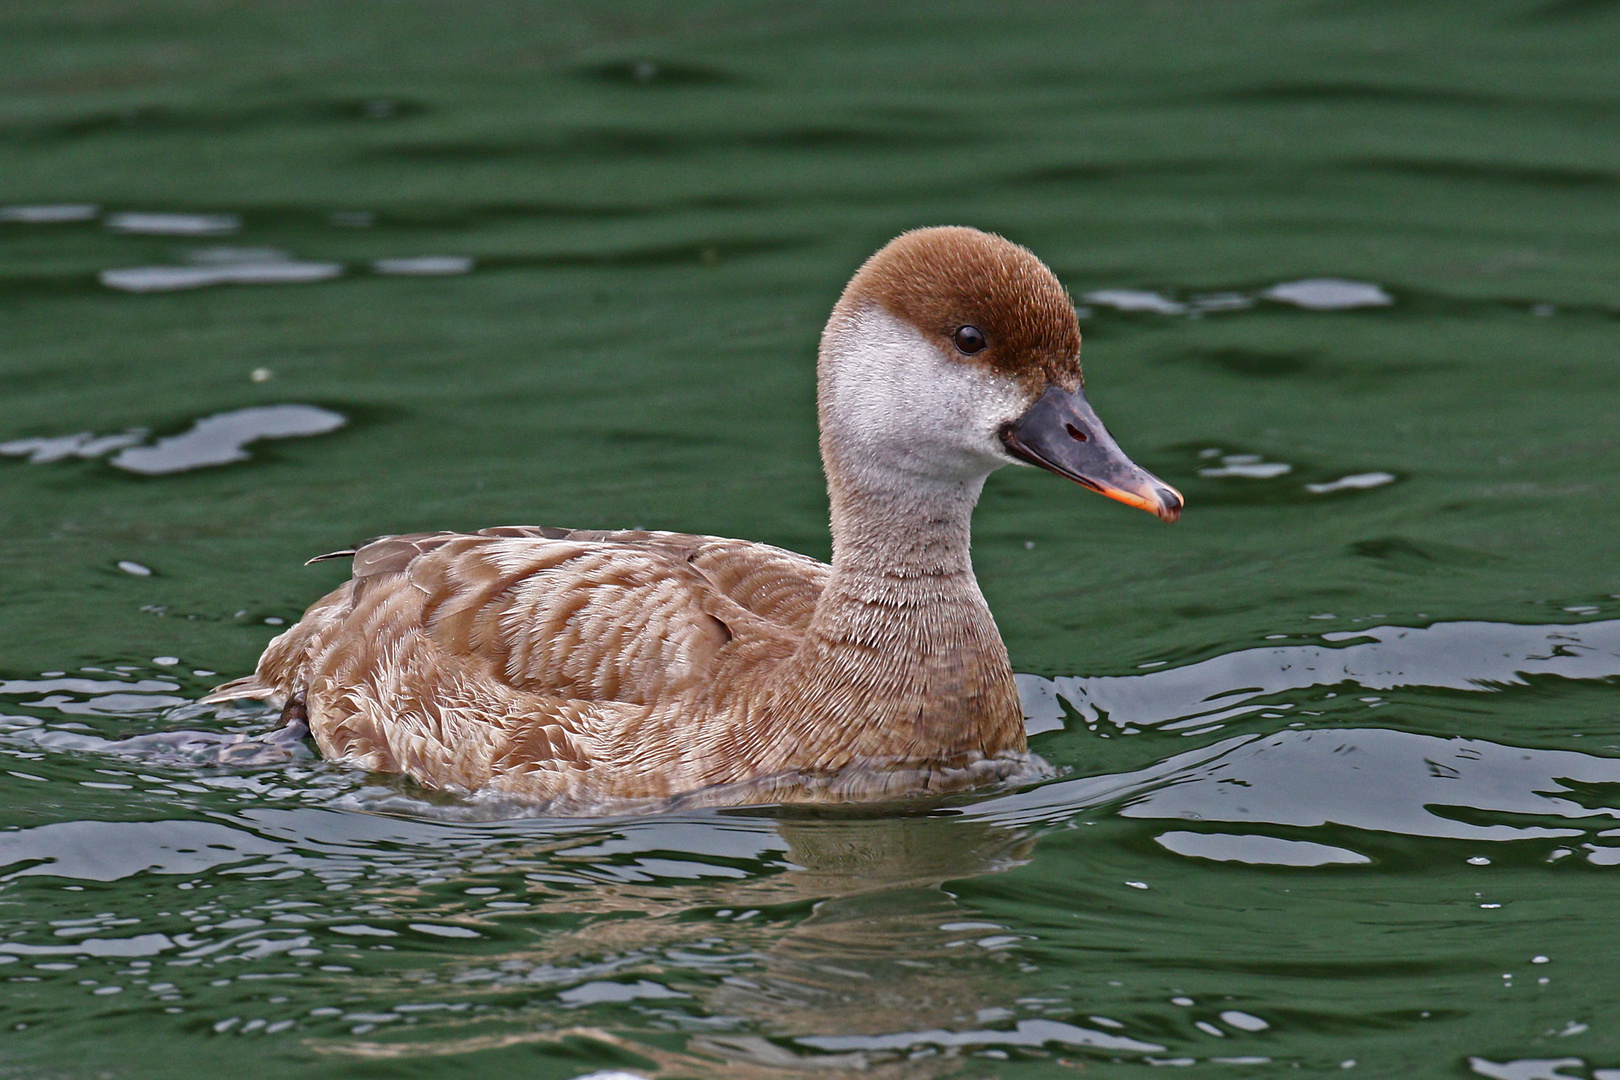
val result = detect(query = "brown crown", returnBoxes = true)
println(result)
[833,226,1084,389]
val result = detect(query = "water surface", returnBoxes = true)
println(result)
[2,3,1618,1077]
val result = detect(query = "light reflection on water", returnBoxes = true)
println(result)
[1,404,347,474]
[1017,618,1620,734]
[1080,278,1392,316]
[102,260,344,293]
[110,405,347,474]
[0,203,100,223]
[97,247,478,293]
[104,211,242,236]
[373,255,475,276]
[1260,279,1393,310]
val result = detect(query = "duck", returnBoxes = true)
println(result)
[205,227,1182,811]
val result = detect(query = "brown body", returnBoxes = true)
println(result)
[227,524,1023,809]
[209,228,1180,811]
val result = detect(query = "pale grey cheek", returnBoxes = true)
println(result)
[962,389,1030,458]
[827,305,1032,471]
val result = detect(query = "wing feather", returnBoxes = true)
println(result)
[240,528,827,749]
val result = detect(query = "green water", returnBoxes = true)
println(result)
[2,2,1619,1076]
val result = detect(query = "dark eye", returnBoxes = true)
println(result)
[952,325,987,354]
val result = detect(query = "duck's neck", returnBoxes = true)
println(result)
[784,455,1024,763]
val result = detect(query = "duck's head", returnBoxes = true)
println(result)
[819,226,1182,523]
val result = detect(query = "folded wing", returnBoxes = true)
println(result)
[205,528,828,796]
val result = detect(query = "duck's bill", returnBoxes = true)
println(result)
[1000,385,1184,523]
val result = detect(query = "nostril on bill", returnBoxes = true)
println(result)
[1064,422,1088,442]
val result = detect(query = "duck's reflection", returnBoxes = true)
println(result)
[317,812,1063,1075]
[701,816,1038,1038]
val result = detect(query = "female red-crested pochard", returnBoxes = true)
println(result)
[206,227,1182,811]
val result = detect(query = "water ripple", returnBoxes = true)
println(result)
[1018,618,1620,734]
